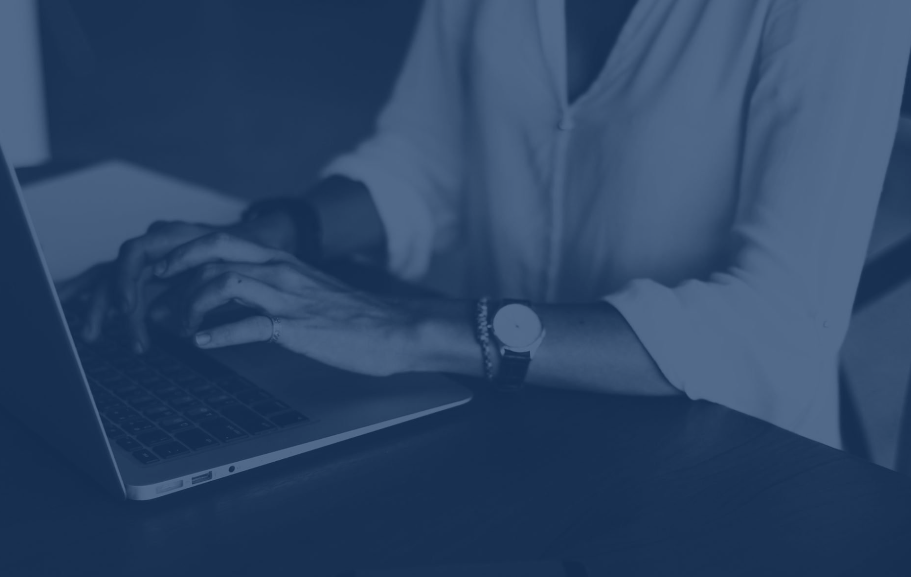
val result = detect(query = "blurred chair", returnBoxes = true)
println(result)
[842,115,911,474]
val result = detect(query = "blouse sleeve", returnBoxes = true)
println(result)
[320,0,467,281]
[603,0,911,439]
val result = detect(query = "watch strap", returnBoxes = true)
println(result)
[496,349,531,392]
[242,196,323,264]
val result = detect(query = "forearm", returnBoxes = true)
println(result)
[240,176,386,262]
[409,299,680,397]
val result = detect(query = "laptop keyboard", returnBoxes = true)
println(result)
[74,331,309,466]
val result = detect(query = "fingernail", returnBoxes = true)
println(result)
[154,261,167,277]
[133,341,144,355]
[195,333,211,347]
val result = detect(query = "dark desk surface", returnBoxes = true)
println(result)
[3,382,911,577]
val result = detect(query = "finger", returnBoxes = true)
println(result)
[56,263,106,303]
[115,222,211,314]
[194,316,273,349]
[184,272,297,334]
[82,282,110,342]
[124,266,160,354]
[148,291,184,336]
[155,232,290,279]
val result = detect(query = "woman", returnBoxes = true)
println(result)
[62,0,911,449]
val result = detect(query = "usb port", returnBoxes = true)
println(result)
[191,471,213,485]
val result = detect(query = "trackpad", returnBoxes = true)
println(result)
[179,304,471,426]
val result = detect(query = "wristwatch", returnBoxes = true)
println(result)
[488,299,546,391]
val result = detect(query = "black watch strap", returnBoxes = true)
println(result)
[490,299,533,392]
[242,196,323,264]
[496,349,531,392]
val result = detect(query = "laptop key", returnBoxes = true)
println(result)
[123,366,150,378]
[270,411,309,428]
[102,420,124,439]
[106,407,139,424]
[116,436,142,451]
[144,406,177,420]
[159,416,193,433]
[205,393,238,409]
[114,385,145,400]
[143,349,171,364]
[92,390,121,410]
[173,428,219,450]
[149,357,181,371]
[199,418,247,442]
[159,390,190,404]
[235,389,270,405]
[160,367,197,382]
[152,441,189,459]
[168,395,198,409]
[216,377,252,394]
[173,370,200,383]
[141,374,169,388]
[251,400,289,416]
[96,397,124,412]
[153,385,182,398]
[129,395,160,410]
[180,376,210,390]
[186,382,216,396]
[106,376,138,391]
[132,449,160,465]
[121,418,157,436]
[92,388,116,402]
[110,358,143,372]
[220,406,276,435]
[184,406,216,422]
[136,430,172,447]
[131,369,160,384]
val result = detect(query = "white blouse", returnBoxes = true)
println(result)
[323,0,911,448]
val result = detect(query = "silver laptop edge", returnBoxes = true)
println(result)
[0,145,472,501]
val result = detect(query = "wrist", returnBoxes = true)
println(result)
[234,209,298,253]
[241,197,322,262]
[403,299,490,376]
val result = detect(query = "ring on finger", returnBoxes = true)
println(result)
[269,316,282,344]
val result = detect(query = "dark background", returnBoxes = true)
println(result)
[40,0,911,203]
[41,0,421,201]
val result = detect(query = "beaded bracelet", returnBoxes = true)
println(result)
[475,297,495,382]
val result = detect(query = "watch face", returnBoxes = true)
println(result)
[492,304,543,348]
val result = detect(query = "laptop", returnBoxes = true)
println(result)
[0,144,472,500]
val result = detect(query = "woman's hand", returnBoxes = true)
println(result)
[155,232,424,377]
[57,221,219,351]
[56,210,299,353]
